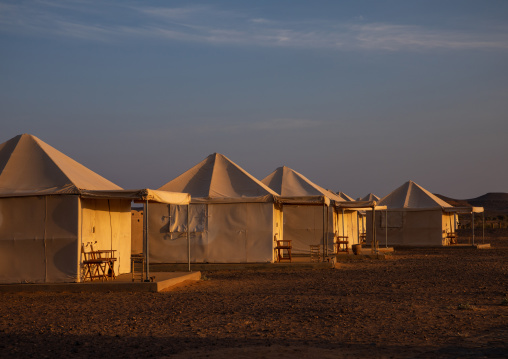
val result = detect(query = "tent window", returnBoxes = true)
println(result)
[169,204,206,233]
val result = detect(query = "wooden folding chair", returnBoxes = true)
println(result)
[275,240,292,262]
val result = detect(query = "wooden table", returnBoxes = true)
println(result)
[446,232,458,245]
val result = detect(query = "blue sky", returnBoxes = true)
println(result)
[1,0,507,199]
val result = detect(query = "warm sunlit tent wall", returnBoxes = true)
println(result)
[131,208,144,254]
[262,166,362,255]
[335,208,360,248]
[366,180,469,247]
[355,194,380,237]
[0,134,132,284]
[147,153,282,263]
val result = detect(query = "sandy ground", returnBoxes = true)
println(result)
[1,231,507,358]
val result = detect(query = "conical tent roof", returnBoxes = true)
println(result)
[158,153,278,203]
[378,180,452,209]
[262,166,342,204]
[360,193,380,202]
[0,134,122,197]
[337,192,355,201]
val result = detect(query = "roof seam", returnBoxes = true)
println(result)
[0,135,20,176]
[32,135,78,190]
[208,154,219,197]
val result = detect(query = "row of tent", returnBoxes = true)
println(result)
[147,154,378,264]
[0,134,483,284]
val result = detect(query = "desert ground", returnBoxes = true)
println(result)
[1,230,507,358]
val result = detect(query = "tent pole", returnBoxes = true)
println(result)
[357,214,359,246]
[322,203,326,261]
[385,209,388,248]
[145,199,150,282]
[326,205,329,259]
[449,214,453,245]
[342,208,345,240]
[333,207,338,257]
[187,204,191,272]
[341,208,345,254]
[336,208,339,254]
[471,211,475,245]
[482,211,485,244]
[44,196,48,283]
[372,206,376,255]
[454,213,457,233]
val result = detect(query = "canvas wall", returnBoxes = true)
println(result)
[366,209,449,246]
[148,202,280,263]
[283,205,328,255]
[0,195,79,284]
[282,205,341,255]
[281,205,361,255]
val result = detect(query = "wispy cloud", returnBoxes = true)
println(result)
[1,2,507,51]
[137,6,207,20]
[250,18,272,24]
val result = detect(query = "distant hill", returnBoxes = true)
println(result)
[434,192,508,216]
[468,193,508,215]
[434,195,471,208]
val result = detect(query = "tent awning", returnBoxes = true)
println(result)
[372,206,483,213]
[189,194,275,204]
[275,195,330,206]
[333,200,386,211]
[443,206,484,214]
[81,189,191,204]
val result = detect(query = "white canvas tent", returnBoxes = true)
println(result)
[366,180,483,247]
[359,193,380,202]
[337,192,355,201]
[148,153,283,263]
[0,134,189,284]
[262,166,365,256]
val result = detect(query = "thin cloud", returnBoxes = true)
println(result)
[351,23,508,51]
[134,4,244,21]
[53,20,116,41]
[135,5,212,20]
[1,2,507,51]
[250,18,272,24]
